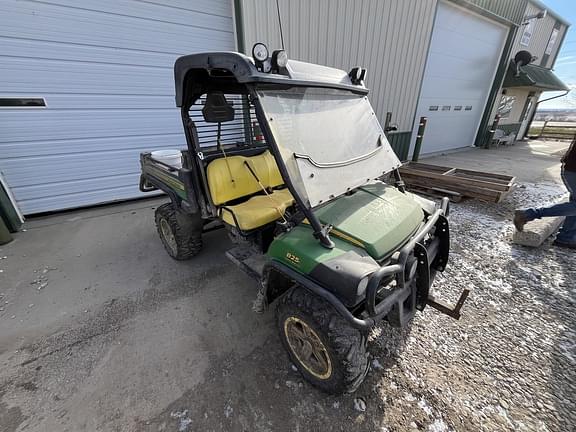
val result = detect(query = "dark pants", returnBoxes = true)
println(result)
[524,168,576,243]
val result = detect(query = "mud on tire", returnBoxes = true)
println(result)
[154,203,203,260]
[276,287,369,394]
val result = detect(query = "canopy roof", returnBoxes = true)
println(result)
[174,51,368,107]
[503,61,569,92]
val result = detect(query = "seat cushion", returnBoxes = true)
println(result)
[207,151,284,205]
[221,188,294,230]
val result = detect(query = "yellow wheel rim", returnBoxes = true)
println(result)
[284,316,332,380]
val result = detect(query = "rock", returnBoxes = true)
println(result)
[372,359,384,370]
[500,400,509,410]
[512,213,565,247]
[354,397,366,412]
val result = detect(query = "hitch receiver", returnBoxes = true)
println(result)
[427,289,470,320]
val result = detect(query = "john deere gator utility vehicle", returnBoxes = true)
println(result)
[139,44,469,394]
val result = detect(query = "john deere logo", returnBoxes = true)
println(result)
[286,252,301,265]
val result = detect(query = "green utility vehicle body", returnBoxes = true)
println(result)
[139,45,468,394]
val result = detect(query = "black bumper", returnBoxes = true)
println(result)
[270,198,454,331]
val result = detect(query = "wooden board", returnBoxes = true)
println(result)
[400,162,516,203]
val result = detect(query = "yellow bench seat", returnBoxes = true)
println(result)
[220,188,294,231]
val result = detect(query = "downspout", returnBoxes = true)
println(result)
[232,0,246,53]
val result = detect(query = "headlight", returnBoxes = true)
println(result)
[357,276,370,296]
[252,43,269,62]
[272,49,288,68]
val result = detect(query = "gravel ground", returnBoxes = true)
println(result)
[1,181,574,432]
[363,182,576,431]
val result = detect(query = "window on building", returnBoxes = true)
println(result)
[520,19,535,46]
[498,95,516,119]
[545,28,560,55]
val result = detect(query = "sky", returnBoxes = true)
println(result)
[539,0,576,109]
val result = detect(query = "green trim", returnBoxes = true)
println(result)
[503,62,569,91]
[387,131,411,161]
[146,165,187,199]
[233,0,246,53]
[475,26,518,149]
[448,0,527,26]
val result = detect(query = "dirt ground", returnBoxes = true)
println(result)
[0,141,574,432]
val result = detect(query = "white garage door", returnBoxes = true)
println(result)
[0,0,235,214]
[412,1,507,155]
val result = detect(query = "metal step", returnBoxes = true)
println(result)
[225,246,269,280]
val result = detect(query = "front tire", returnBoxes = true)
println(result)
[276,287,369,394]
[155,203,203,260]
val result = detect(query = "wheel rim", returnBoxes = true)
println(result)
[159,218,177,255]
[284,316,332,380]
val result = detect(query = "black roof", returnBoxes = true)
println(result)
[174,51,368,107]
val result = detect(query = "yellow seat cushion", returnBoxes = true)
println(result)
[207,151,284,205]
[221,188,295,230]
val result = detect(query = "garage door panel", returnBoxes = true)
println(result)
[429,29,502,60]
[434,6,505,44]
[0,3,233,54]
[1,58,174,95]
[1,37,180,69]
[0,134,185,159]
[18,184,149,215]
[13,173,140,202]
[36,0,233,29]
[419,77,492,100]
[0,0,235,214]
[3,146,181,188]
[142,0,232,17]
[0,110,181,142]
[0,94,176,110]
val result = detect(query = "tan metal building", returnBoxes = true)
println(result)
[235,0,569,158]
[489,0,570,141]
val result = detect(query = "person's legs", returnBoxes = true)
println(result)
[514,168,576,232]
[556,169,576,245]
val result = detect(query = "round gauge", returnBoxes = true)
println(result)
[252,43,269,62]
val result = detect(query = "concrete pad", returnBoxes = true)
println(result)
[513,216,565,247]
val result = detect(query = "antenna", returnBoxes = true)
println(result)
[276,0,285,50]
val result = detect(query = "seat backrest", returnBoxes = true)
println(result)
[493,129,504,139]
[206,150,284,205]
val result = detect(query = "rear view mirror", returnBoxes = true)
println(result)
[202,92,235,123]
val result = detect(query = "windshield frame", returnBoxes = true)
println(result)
[250,83,401,249]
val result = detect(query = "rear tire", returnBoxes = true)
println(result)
[276,287,369,394]
[155,203,203,260]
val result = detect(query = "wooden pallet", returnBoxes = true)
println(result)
[399,162,516,203]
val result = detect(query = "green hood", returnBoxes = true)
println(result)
[314,183,424,260]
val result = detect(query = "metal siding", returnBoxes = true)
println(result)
[510,1,557,64]
[240,0,437,132]
[0,0,235,214]
[463,0,527,25]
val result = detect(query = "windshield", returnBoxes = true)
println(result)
[258,87,401,207]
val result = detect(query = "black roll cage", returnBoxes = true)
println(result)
[179,77,348,248]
